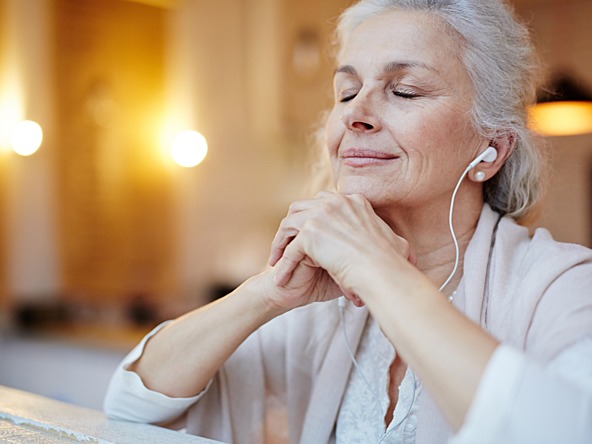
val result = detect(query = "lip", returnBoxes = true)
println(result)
[340,148,399,166]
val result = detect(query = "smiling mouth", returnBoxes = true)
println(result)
[341,148,399,166]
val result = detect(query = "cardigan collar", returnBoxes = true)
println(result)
[300,299,369,443]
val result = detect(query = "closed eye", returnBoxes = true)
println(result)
[340,93,358,103]
[392,87,420,99]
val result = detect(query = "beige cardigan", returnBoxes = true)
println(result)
[178,205,592,443]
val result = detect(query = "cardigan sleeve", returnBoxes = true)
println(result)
[450,340,592,444]
[103,310,295,441]
[103,321,210,424]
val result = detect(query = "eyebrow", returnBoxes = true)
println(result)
[334,61,438,77]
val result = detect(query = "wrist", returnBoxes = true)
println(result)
[239,270,292,322]
[356,253,425,307]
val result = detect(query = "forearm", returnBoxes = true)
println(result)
[361,259,498,430]
[130,273,285,398]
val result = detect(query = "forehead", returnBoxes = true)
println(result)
[338,9,466,79]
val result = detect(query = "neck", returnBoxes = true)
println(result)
[375,191,483,290]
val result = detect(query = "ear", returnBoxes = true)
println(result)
[470,132,516,183]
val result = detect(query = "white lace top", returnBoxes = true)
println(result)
[336,316,420,443]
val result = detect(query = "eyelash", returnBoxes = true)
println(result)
[391,87,418,99]
[340,93,357,103]
[339,87,419,103]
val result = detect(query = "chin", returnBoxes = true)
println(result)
[335,178,397,209]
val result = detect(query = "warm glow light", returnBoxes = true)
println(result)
[170,130,208,167]
[11,120,43,156]
[0,93,24,152]
[529,101,592,136]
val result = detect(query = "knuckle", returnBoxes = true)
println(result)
[287,202,301,214]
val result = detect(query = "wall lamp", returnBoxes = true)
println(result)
[170,130,208,168]
[11,120,43,156]
[529,73,592,137]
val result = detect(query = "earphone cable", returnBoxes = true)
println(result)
[339,301,418,442]
[439,164,471,293]
[339,302,383,416]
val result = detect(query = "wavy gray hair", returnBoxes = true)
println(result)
[312,0,544,220]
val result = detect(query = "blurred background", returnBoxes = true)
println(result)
[0,0,590,410]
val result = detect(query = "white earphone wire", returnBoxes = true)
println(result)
[438,163,472,293]
[338,302,383,415]
[338,301,418,442]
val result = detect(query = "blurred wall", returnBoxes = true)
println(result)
[0,0,59,309]
[514,0,592,246]
[52,0,173,308]
[0,0,6,311]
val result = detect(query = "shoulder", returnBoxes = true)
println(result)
[476,206,592,359]
[498,223,592,360]
[496,216,592,284]
[470,204,592,296]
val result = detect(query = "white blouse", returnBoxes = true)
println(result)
[336,316,419,443]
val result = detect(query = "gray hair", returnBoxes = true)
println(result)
[316,0,544,220]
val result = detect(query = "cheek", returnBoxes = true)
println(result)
[324,111,344,157]
[409,110,474,156]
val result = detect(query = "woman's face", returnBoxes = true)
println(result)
[326,9,485,212]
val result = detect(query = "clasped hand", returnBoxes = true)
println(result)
[267,192,414,310]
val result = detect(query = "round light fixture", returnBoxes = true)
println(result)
[530,74,592,137]
[11,120,43,156]
[170,130,208,168]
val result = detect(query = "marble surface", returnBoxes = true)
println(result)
[0,385,222,443]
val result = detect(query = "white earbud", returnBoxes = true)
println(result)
[468,146,497,169]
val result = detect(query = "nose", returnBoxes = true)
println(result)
[340,91,381,133]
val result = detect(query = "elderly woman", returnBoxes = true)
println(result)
[104,0,592,443]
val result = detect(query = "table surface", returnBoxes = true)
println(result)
[0,385,223,443]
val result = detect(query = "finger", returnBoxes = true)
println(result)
[352,295,365,307]
[268,195,334,266]
[314,190,337,199]
[272,255,299,287]
[269,211,308,266]
[272,239,307,287]
[340,290,366,307]
[268,233,295,266]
